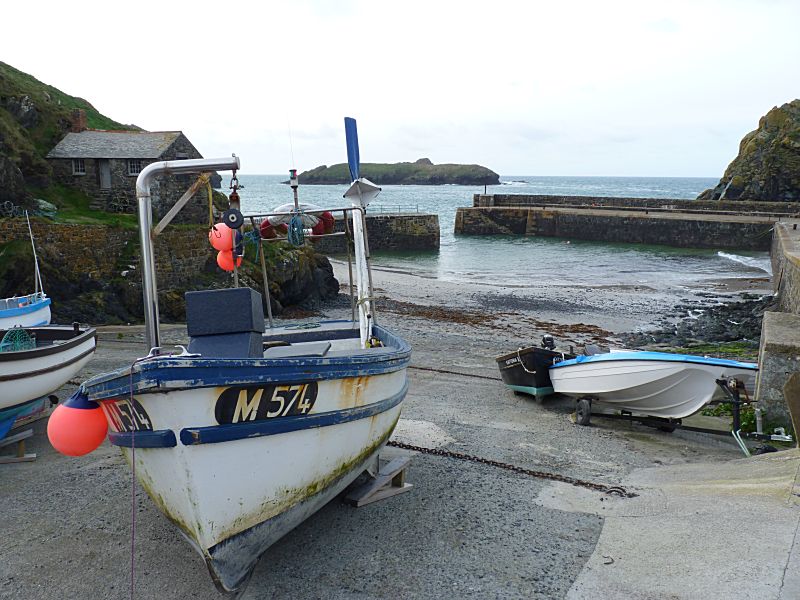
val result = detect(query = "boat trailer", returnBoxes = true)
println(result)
[575,377,793,456]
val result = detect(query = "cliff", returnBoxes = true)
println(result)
[698,100,800,201]
[0,61,130,203]
[297,157,500,185]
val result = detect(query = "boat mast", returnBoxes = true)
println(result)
[136,156,241,351]
[24,210,44,296]
[343,118,381,348]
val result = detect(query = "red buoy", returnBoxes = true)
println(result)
[259,220,277,239]
[217,250,242,272]
[47,389,108,456]
[209,223,234,251]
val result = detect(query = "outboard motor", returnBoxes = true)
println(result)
[541,334,556,350]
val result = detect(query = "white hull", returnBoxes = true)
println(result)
[551,359,755,419]
[0,302,51,329]
[0,328,96,410]
[97,363,408,592]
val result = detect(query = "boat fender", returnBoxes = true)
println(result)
[209,222,234,251]
[311,211,335,236]
[217,250,243,272]
[47,388,108,456]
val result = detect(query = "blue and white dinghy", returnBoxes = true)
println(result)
[0,212,51,329]
[550,350,757,419]
[55,120,411,593]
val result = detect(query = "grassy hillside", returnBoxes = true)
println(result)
[0,61,130,205]
[298,158,500,185]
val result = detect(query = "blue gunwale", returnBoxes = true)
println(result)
[108,429,177,448]
[82,324,411,401]
[0,296,50,318]
[550,351,757,370]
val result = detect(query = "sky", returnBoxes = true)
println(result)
[2,0,798,177]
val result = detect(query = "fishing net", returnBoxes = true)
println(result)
[0,328,36,352]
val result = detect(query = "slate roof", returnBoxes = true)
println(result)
[46,131,182,159]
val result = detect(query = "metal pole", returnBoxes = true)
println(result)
[343,210,356,323]
[360,207,378,325]
[136,156,240,351]
[250,217,274,328]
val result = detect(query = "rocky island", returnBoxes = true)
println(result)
[699,99,800,201]
[297,157,500,185]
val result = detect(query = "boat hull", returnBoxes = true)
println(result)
[0,325,96,412]
[83,323,410,593]
[550,352,757,419]
[496,346,574,399]
[0,295,51,329]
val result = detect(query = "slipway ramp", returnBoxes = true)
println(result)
[536,449,800,599]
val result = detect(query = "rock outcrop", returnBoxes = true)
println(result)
[699,100,800,201]
[297,158,500,185]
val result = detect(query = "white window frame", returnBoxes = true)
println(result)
[127,159,143,176]
[72,158,86,175]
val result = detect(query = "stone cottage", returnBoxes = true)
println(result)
[46,110,216,221]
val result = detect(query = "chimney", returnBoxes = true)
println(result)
[70,109,88,133]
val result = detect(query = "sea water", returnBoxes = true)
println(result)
[232,175,772,299]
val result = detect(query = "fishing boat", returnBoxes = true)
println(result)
[0,323,96,440]
[549,350,758,423]
[0,212,51,329]
[49,118,411,593]
[495,334,575,399]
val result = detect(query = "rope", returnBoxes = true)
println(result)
[128,366,137,600]
[288,212,305,246]
[207,180,214,229]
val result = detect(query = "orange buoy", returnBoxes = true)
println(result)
[217,250,242,272]
[209,223,234,251]
[47,389,108,456]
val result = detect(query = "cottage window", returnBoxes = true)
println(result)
[72,159,86,175]
[175,153,189,160]
[127,159,144,176]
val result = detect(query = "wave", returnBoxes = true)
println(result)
[717,251,772,275]
[500,180,529,186]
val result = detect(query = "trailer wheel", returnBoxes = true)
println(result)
[575,397,592,426]
[657,423,677,433]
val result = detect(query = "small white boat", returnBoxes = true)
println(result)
[549,350,757,420]
[0,323,96,439]
[0,292,51,329]
[55,118,411,593]
[0,212,51,329]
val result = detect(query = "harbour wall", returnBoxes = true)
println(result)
[314,213,439,254]
[757,221,800,429]
[454,205,776,250]
[474,194,800,216]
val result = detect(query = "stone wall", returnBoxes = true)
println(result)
[48,133,210,223]
[772,222,800,314]
[454,206,775,250]
[2,218,212,291]
[755,221,800,431]
[475,194,800,216]
[312,213,439,254]
[756,311,800,428]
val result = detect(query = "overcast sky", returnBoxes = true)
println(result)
[3,0,798,176]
